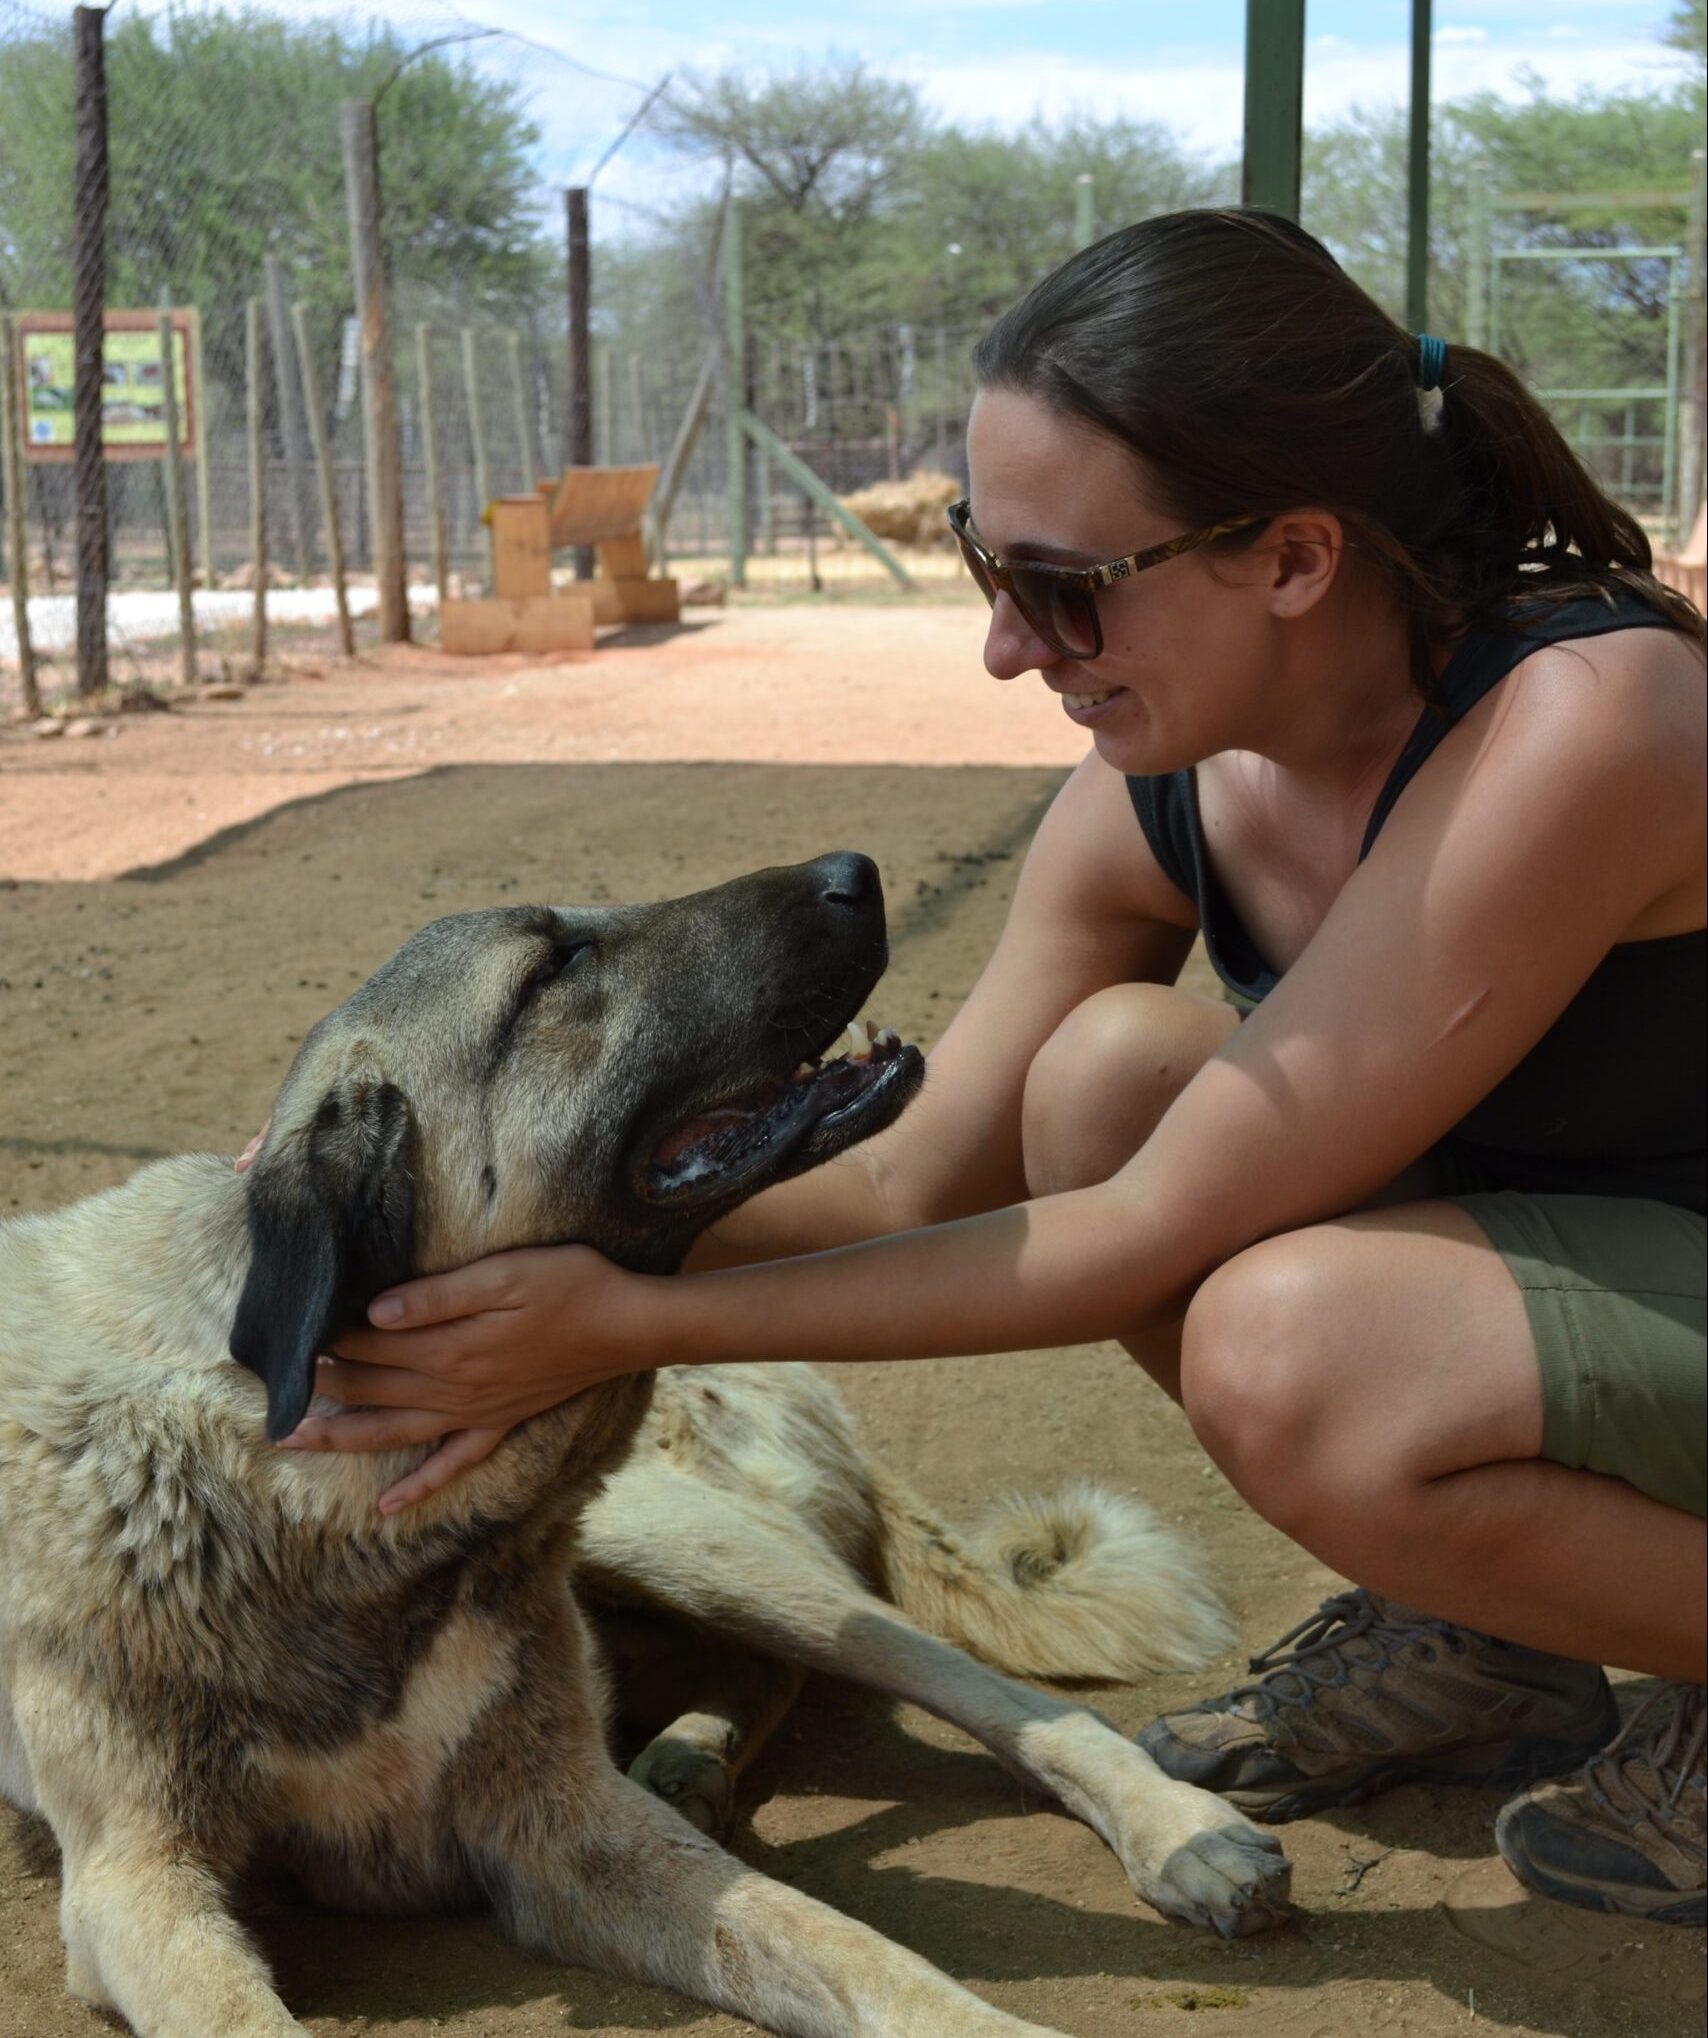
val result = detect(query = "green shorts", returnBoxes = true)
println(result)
[1455,1189,1707,1519]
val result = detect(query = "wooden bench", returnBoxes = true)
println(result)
[439,464,679,655]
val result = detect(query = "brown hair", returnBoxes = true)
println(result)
[972,209,1703,697]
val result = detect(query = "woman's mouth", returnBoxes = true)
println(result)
[1063,688,1116,710]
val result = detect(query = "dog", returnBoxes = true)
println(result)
[0,852,1289,2038]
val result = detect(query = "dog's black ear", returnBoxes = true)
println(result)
[231,1076,416,1441]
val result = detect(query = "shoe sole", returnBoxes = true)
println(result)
[1495,1816,1706,1927]
[1222,1708,1623,1825]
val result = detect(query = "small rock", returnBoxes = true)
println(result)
[199,683,246,702]
[681,579,727,607]
[33,717,66,739]
[64,716,110,738]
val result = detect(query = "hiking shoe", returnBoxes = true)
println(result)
[1496,1681,1705,1926]
[1136,1588,1619,1823]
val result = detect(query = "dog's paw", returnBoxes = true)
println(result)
[627,1733,737,1841]
[1124,1789,1293,1938]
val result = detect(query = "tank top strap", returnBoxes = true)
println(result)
[1127,769,1198,902]
[1358,593,1678,861]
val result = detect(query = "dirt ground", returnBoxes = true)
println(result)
[1,602,1702,2038]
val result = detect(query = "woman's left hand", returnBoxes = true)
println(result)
[279,1243,651,1513]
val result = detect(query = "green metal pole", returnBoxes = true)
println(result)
[1466,191,1488,348]
[724,200,746,590]
[1074,173,1095,251]
[1405,0,1432,332]
[1242,0,1305,219]
[156,311,195,686]
[739,409,912,589]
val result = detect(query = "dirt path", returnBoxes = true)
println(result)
[1,605,1701,2038]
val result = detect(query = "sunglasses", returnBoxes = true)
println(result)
[947,498,1263,660]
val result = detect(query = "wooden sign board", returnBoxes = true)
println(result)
[12,308,201,463]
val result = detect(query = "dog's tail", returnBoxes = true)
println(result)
[868,1469,1232,1681]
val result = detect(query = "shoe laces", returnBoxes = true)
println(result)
[1586,1682,1707,1825]
[1232,1588,1466,1718]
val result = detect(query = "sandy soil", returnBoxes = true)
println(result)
[1,602,1701,2038]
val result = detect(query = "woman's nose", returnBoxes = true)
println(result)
[982,590,1061,682]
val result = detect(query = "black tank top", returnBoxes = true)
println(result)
[1128,596,1707,1215]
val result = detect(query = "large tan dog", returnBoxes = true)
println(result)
[0,853,1289,2038]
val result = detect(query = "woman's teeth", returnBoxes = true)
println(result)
[1064,689,1116,710]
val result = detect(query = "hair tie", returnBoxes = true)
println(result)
[1415,333,1447,391]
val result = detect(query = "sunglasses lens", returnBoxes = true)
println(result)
[952,525,999,606]
[1011,568,1099,660]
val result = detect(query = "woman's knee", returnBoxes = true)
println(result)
[1180,1235,1362,1538]
[1022,983,1237,1198]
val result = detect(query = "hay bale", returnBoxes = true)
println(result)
[837,470,961,549]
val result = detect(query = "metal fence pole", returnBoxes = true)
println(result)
[246,296,267,675]
[1241,0,1305,219]
[341,98,408,642]
[156,313,195,686]
[1074,173,1095,251]
[505,328,538,489]
[0,314,40,717]
[565,185,593,577]
[71,3,109,698]
[1466,192,1488,347]
[291,301,354,656]
[1405,0,1433,332]
[189,307,214,587]
[461,326,492,585]
[415,324,448,606]
[724,201,746,589]
[1676,148,1706,540]
[264,253,312,578]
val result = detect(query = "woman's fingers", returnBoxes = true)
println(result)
[280,1406,454,1454]
[310,1351,472,1408]
[367,1254,524,1328]
[378,1428,507,1513]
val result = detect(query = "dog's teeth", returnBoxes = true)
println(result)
[876,1027,900,1052]
[793,1061,815,1080]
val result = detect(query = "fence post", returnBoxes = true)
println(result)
[415,324,448,606]
[246,296,267,676]
[723,200,747,589]
[461,326,492,583]
[291,301,354,657]
[156,313,195,686]
[1466,192,1488,348]
[71,2,109,698]
[1676,148,1706,542]
[264,253,312,579]
[1241,0,1305,219]
[505,328,538,488]
[0,314,40,717]
[565,185,593,577]
[189,307,214,587]
[340,98,409,642]
[1074,172,1095,250]
[1405,0,1433,332]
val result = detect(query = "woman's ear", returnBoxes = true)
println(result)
[1263,509,1344,618]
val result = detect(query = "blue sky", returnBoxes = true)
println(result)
[158,1,1702,230]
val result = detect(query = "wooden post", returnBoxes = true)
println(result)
[246,296,267,675]
[340,98,408,642]
[291,300,354,656]
[505,329,537,489]
[595,342,614,466]
[565,186,593,578]
[723,200,746,588]
[0,313,41,717]
[1405,0,1433,332]
[1242,0,1305,219]
[264,255,312,578]
[189,307,213,587]
[71,3,109,698]
[415,323,448,607]
[461,325,492,584]
[156,312,195,686]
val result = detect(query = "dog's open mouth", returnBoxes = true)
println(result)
[641,1022,923,1206]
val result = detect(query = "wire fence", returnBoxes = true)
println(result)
[1,2,1703,699]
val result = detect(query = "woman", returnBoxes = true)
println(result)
[277,212,1707,1924]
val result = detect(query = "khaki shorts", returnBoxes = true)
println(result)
[1453,1189,1707,1520]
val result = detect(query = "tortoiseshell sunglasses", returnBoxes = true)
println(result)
[946,498,1262,660]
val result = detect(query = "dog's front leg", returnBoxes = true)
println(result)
[474,1766,1065,2038]
[15,1668,304,2038]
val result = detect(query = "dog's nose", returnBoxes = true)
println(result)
[815,853,881,910]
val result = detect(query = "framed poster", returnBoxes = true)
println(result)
[13,308,200,463]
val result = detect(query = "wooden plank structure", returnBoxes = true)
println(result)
[440,462,678,655]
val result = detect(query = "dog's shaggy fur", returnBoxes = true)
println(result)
[0,857,1288,2038]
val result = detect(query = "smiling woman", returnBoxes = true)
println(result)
[295,207,1706,1933]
